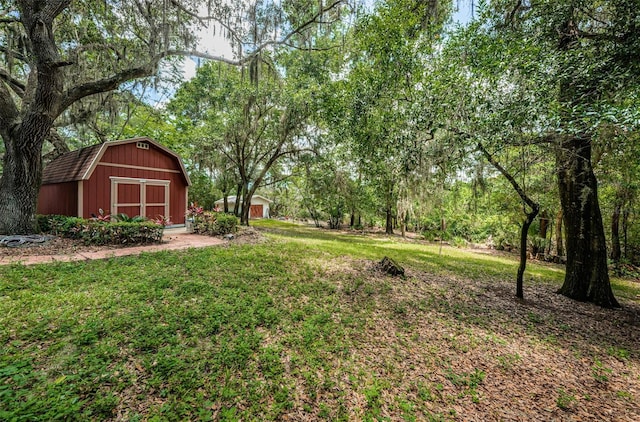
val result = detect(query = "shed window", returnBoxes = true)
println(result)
[136,141,149,150]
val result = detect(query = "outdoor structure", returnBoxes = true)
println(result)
[37,137,191,225]
[215,195,272,219]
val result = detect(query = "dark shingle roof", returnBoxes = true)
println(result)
[41,143,103,184]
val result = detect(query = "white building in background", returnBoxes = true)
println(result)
[214,195,272,219]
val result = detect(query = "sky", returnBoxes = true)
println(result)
[452,0,477,26]
[181,26,235,81]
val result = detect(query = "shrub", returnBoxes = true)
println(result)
[79,221,164,245]
[451,236,468,248]
[37,215,164,245]
[192,212,238,236]
[112,213,147,223]
[214,213,239,234]
[36,215,85,236]
[36,214,70,233]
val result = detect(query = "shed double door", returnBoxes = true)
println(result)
[110,177,169,220]
[250,204,263,219]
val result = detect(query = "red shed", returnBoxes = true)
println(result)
[37,137,190,225]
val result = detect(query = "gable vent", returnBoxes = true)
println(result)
[136,141,149,150]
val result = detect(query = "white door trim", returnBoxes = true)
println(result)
[110,176,170,218]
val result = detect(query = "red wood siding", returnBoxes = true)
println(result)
[146,206,166,218]
[114,181,142,217]
[39,140,189,225]
[37,182,78,216]
[100,143,178,171]
[83,153,187,224]
[146,185,165,203]
[118,183,141,204]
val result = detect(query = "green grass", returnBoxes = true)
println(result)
[1,220,638,420]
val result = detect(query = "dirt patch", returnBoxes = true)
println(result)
[287,254,640,421]
[228,226,268,245]
[0,235,122,258]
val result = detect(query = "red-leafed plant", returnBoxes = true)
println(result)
[186,203,204,218]
[92,208,111,222]
[154,215,174,226]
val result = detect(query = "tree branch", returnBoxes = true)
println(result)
[0,79,20,139]
[507,0,523,24]
[282,41,343,52]
[258,173,294,188]
[575,29,632,46]
[477,141,538,213]
[43,128,71,160]
[59,60,159,115]
[261,0,348,50]
[165,49,249,65]
[0,46,28,63]
[0,67,26,97]
[58,0,347,116]
[40,0,72,22]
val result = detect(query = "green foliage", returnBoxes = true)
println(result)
[591,358,612,383]
[112,213,147,223]
[37,215,164,245]
[295,154,357,229]
[418,180,523,248]
[308,0,454,234]
[444,367,486,402]
[187,170,219,210]
[192,212,238,236]
[556,389,576,410]
[35,214,78,234]
[81,221,164,245]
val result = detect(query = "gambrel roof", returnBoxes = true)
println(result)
[42,137,191,185]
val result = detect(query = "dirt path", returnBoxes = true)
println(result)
[0,228,225,266]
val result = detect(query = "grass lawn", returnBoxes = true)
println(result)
[1,220,639,421]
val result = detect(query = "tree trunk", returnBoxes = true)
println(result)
[0,3,65,234]
[240,200,251,226]
[223,195,229,213]
[555,209,564,257]
[622,208,629,260]
[610,203,622,262]
[530,211,548,258]
[234,183,242,217]
[401,215,406,238]
[0,135,44,234]
[547,218,553,255]
[385,207,393,235]
[539,211,549,238]
[556,136,619,308]
[477,142,539,300]
[240,188,252,226]
[517,208,539,298]
[350,212,355,228]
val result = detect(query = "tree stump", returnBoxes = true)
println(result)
[378,256,405,277]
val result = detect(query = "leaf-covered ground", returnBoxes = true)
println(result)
[1,220,638,421]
